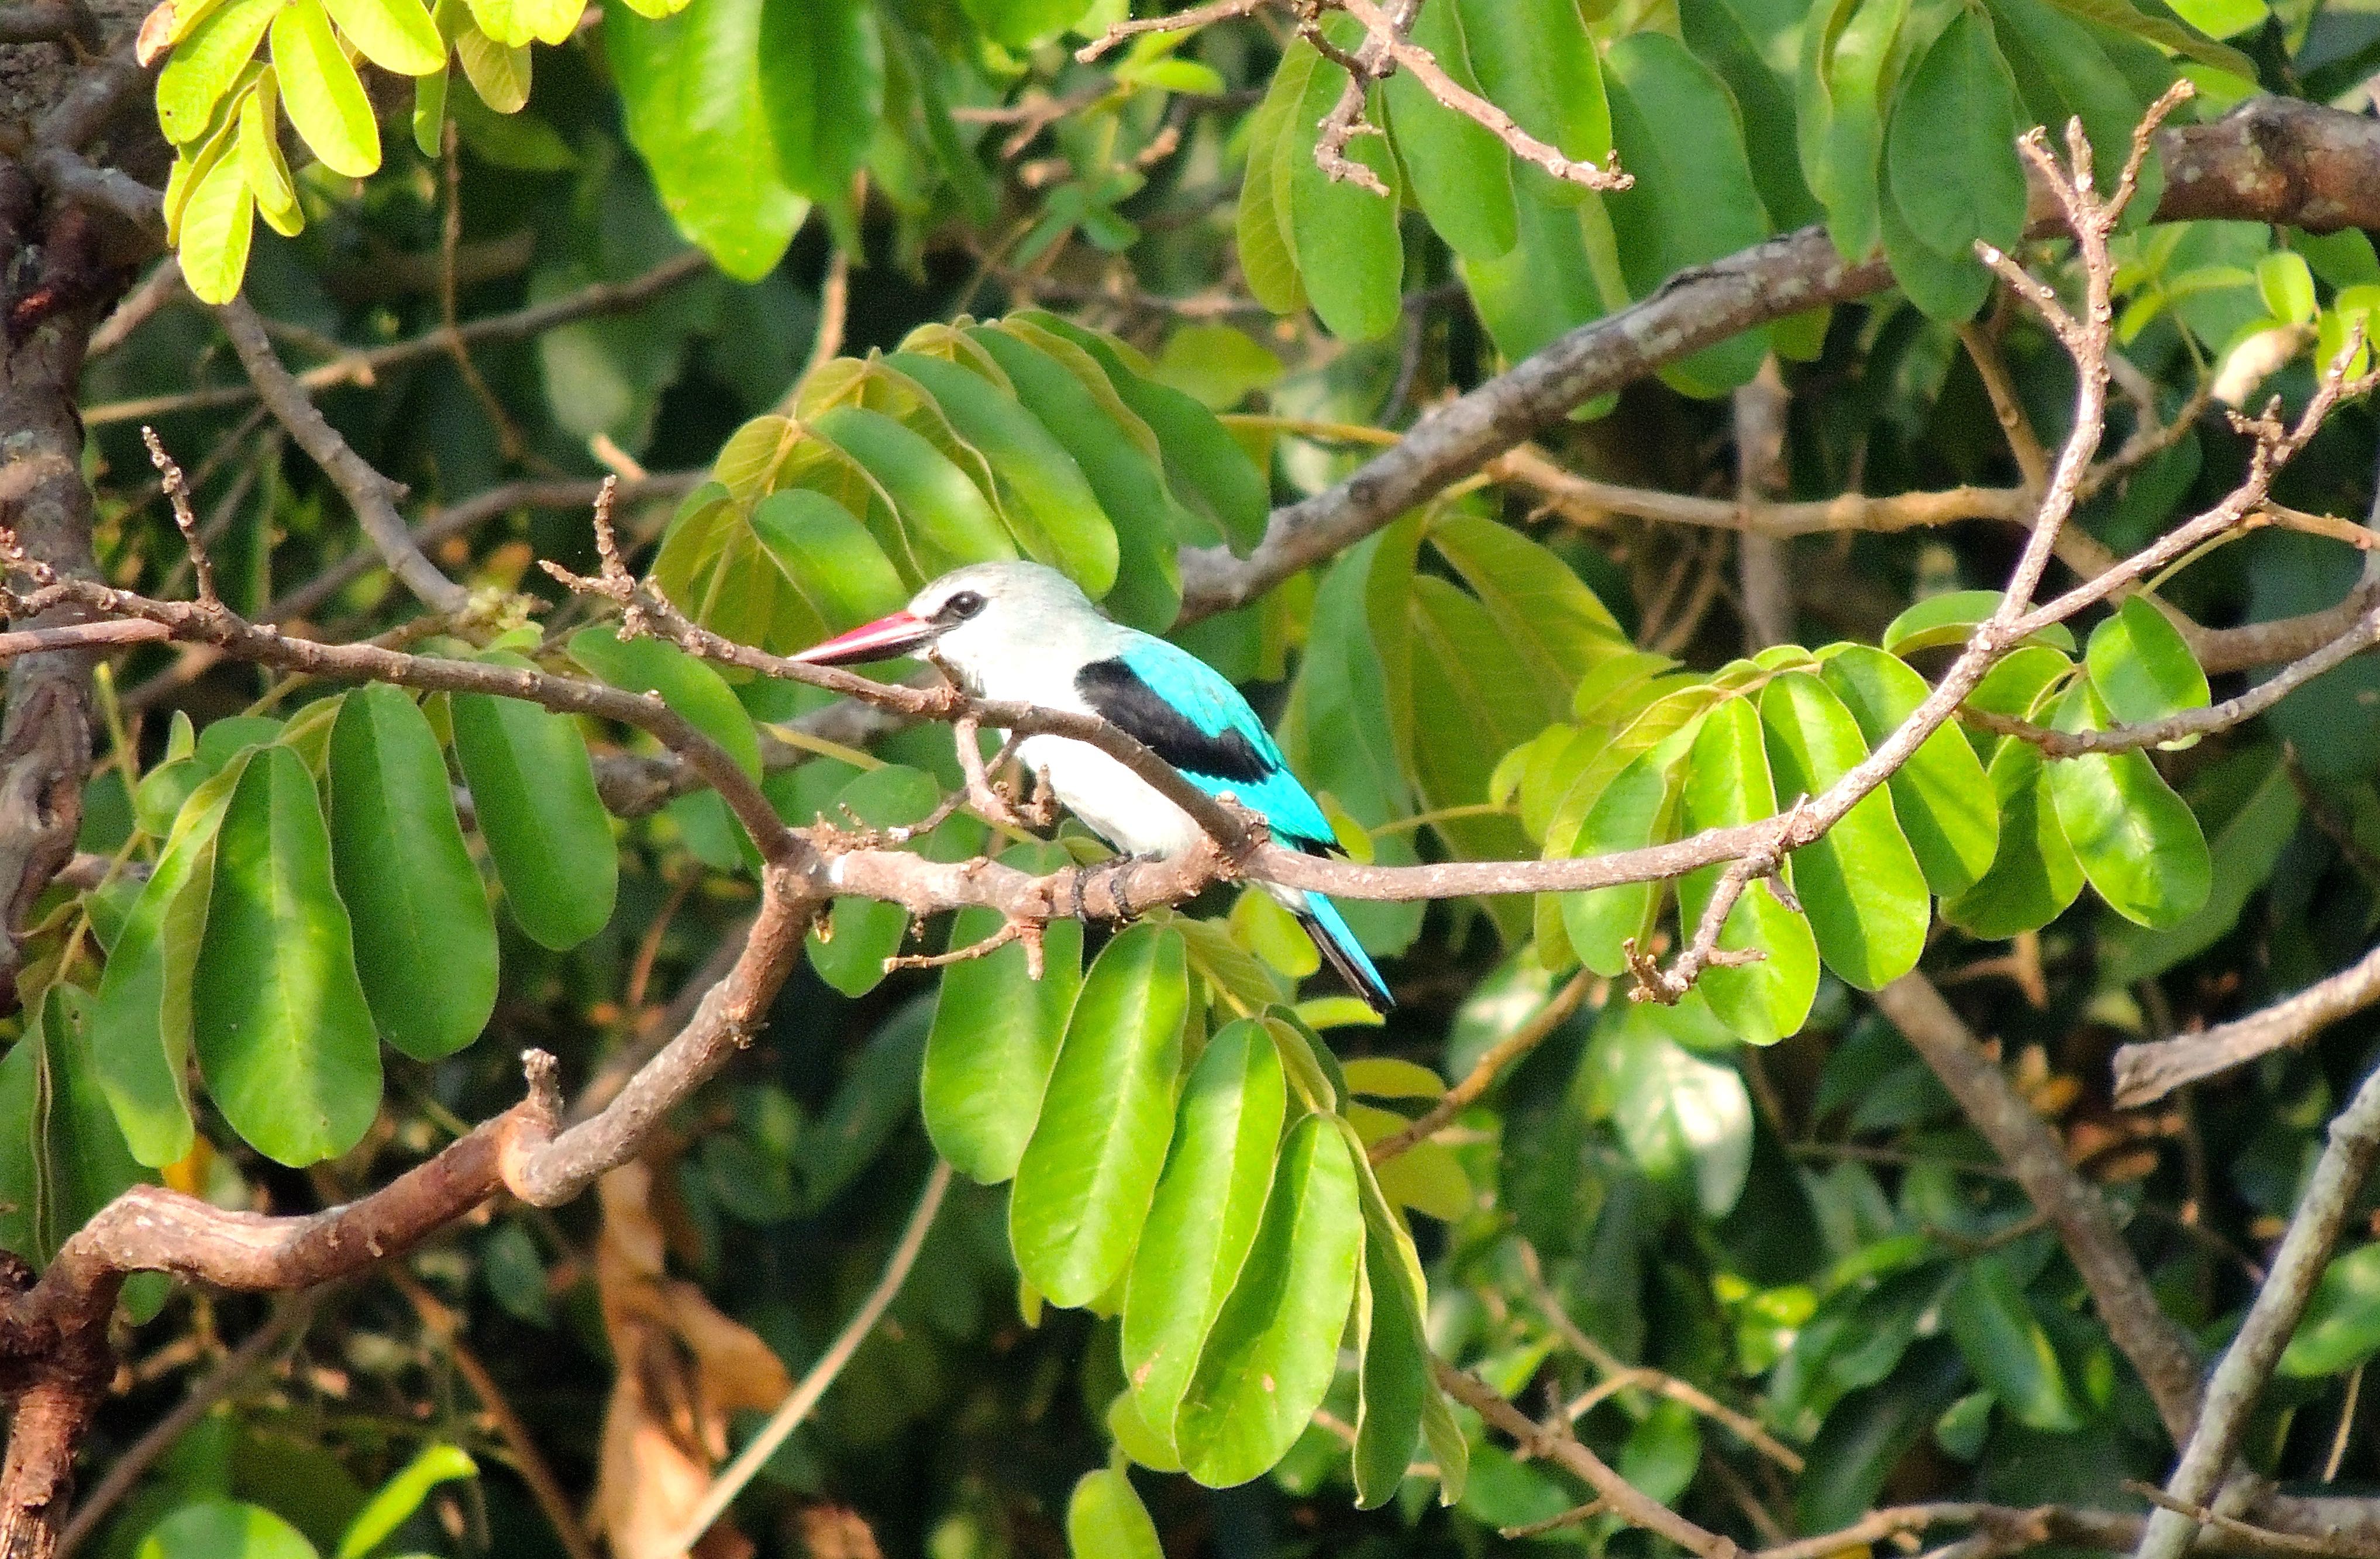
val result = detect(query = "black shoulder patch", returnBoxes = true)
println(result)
[1076,657,1272,785]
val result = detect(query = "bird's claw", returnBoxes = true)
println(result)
[1064,854,1149,922]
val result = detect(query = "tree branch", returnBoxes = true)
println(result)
[1177,98,2380,624]
[2132,1062,2380,1559]
[213,299,467,613]
[1874,971,2206,1444]
[2112,943,2380,1108]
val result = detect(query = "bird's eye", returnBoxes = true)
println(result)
[941,590,986,622]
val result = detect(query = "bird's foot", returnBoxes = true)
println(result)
[1066,853,1152,921]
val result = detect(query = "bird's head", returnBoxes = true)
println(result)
[790,560,1102,681]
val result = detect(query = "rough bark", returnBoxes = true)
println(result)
[0,166,129,1006]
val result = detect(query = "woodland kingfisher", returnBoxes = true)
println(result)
[791,560,1394,1013]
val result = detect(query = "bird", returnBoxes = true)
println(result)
[791,560,1393,1013]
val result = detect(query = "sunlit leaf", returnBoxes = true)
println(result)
[326,687,497,1061]
[1175,1113,1362,1487]
[192,746,382,1167]
[1011,925,1189,1308]
[922,842,1085,1184]
[1122,1019,1285,1445]
[449,668,618,951]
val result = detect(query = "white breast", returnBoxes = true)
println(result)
[1014,734,1207,860]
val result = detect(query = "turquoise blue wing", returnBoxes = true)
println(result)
[1067,636,1338,853]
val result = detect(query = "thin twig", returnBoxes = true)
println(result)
[2137,1472,2380,1559]
[54,1298,316,1559]
[1335,0,1629,192]
[212,299,468,613]
[1369,971,1591,1163]
[660,1160,952,1557]
[1432,1359,1740,1559]
[1074,0,1266,60]
[390,1268,597,1559]
[88,253,712,429]
[2113,941,2380,1109]
[1514,1240,1805,1473]
[139,429,214,607]
[1971,598,2380,759]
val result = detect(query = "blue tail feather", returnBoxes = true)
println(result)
[1294,892,1394,1014]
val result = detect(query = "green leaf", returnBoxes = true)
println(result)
[449,671,618,951]
[1264,1008,1348,1115]
[604,0,809,280]
[567,627,762,780]
[335,1445,476,1559]
[810,402,1015,578]
[157,0,281,143]
[2033,0,2256,77]
[1019,313,1272,558]
[94,743,246,1169]
[239,73,301,234]
[271,0,381,177]
[1559,747,1681,978]
[1429,515,1629,696]
[177,133,256,305]
[411,63,446,157]
[959,0,1090,47]
[1352,1228,1430,1508]
[1011,924,1189,1308]
[1587,1002,1754,1215]
[459,0,576,46]
[1817,644,1999,896]
[1799,0,1909,263]
[1988,0,2163,220]
[757,0,880,202]
[2099,758,2300,985]
[884,351,1120,596]
[1603,32,1772,395]
[965,326,1180,632]
[656,477,911,655]
[2084,596,2209,728]
[452,16,528,112]
[1121,1018,1285,1447]
[192,746,381,1168]
[1759,673,1928,990]
[1880,166,1995,323]
[1883,591,2075,656]
[1063,1468,1161,1559]
[1108,1390,1183,1472]
[1234,41,1310,315]
[326,687,497,1061]
[2281,1244,2380,1377]
[0,986,151,1266]
[1940,736,2085,936]
[2044,678,2212,927]
[1680,0,1821,229]
[1458,180,1611,364]
[1944,1253,2085,1431]
[1283,43,1402,343]
[922,844,1085,1184]
[1678,698,1819,1044]
[322,0,444,74]
[140,1501,319,1559]
[1174,1113,1362,1488]
[1887,9,2026,265]
[1151,325,1283,412]
[804,765,941,996]
[1381,0,1517,262]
